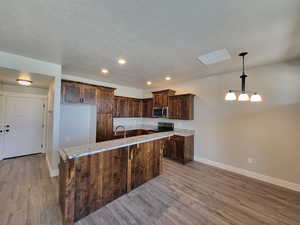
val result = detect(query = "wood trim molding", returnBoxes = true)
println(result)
[46,155,59,177]
[195,157,300,193]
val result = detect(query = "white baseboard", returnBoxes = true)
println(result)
[195,157,300,193]
[46,155,59,177]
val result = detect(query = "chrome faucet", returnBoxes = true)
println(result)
[114,125,126,138]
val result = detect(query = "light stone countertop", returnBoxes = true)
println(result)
[61,131,175,159]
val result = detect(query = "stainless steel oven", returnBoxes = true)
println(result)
[152,107,168,118]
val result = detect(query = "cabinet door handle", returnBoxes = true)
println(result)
[5,129,9,133]
[0,130,3,134]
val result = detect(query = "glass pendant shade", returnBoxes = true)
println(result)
[250,93,262,102]
[225,91,237,101]
[238,93,249,101]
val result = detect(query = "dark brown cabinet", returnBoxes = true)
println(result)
[168,94,194,120]
[59,139,164,225]
[61,81,81,104]
[164,135,194,164]
[142,98,153,118]
[113,96,129,117]
[113,91,194,120]
[81,85,96,104]
[61,81,96,104]
[96,113,113,142]
[61,80,115,143]
[113,96,142,118]
[129,141,162,190]
[97,87,114,114]
[152,89,175,107]
[96,87,115,142]
[128,98,142,117]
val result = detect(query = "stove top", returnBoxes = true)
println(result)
[145,122,174,133]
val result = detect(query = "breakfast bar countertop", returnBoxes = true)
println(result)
[61,131,175,159]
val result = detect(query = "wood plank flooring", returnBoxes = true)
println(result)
[1,154,300,225]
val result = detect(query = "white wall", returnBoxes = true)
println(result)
[46,76,61,175]
[46,80,55,169]
[143,59,300,185]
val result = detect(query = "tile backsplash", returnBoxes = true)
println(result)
[113,117,195,131]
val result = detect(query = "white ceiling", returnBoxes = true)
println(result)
[0,0,300,89]
[0,67,53,89]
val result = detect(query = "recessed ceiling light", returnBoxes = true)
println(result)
[101,68,109,74]
[16,79,32,86]
[147,81,152,85]
[165,76,171,81]
[198,49,231,65]
[118,58,127,65]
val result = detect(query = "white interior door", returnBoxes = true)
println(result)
[0,95,4,158]
[3,96,45,159]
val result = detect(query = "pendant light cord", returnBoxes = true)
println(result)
[242,55,245,75]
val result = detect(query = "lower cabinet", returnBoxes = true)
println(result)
[129,141,163,190]
[164,135,194,164]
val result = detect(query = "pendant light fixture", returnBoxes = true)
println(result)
[225,52,262,102]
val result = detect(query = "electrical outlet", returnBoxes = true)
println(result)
[248,157,253,164]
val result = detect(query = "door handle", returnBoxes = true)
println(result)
[0,130,3,134]
[5,129,9,133]
[5,125,10,128]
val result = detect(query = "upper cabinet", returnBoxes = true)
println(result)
[81,85,97,104]
[142,98,153,118]
[113,91,195,120]
[113,96,128,117]
[113,96,142,118]
[61,80,96,104]
[128,98,142,117]
[152,89,175,107]
[61,80,115,142]
[168,94,195,120]
[61,81,81,104]
[96,87,115,142]
[97,87,115,114]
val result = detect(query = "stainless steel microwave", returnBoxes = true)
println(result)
[152,107,168,118]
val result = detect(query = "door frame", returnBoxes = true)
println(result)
[0,94,4,160]
[0,92,47,160]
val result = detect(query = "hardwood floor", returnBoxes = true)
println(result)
[1,154,300,225]
[0,154,62,225]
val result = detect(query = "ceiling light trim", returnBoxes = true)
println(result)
[16,79,33,86]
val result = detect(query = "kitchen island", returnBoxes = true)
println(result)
[59,131,175,225]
